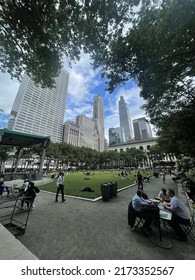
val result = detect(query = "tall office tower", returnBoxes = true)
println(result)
[118,96,133,142]
[9,69,69,142]
[133,117,153,141]
[93,95,104,136]
[93,95,105,151]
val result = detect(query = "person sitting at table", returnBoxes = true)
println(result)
[138,187,149,199]
[19,179,29,194]
[0,174,10,197]
[21,181,39,209]
[163,189,190,242]
[157,188,170,202]
[132,190,158,235]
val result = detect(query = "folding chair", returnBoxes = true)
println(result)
[128,202,144,231]
[180,211,195,241]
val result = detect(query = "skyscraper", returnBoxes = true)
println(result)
[9,69,69,142]
[118,96,133,142]
[93,95,104,135]
[108,127,125,146]
[133,117,153,140]
[93,95,105,151]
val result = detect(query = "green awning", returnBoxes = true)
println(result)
[0,128,50,148]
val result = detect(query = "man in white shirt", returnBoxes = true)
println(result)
[132,190,158,234]
[55,172,65,202]
[163,189,190,241]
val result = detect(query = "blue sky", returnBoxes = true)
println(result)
[0,52,154,140]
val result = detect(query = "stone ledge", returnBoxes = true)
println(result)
[0,223,38,260]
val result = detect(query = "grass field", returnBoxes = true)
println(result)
[39,170,152,199]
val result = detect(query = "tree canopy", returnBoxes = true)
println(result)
[91,0,195,157]
[1,0,195,157]
[0,0,136,87]
[94,0,195,120]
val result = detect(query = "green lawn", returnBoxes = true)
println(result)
[39,170,152,199]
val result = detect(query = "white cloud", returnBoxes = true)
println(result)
[64,52,98,104]
[0,51,155,141]
[0,73,20,114]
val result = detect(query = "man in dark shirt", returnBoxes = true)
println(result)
[137,171,143,189]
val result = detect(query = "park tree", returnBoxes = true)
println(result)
[1,2,194,126]
[95,0,195,113]
[0,145,12,172]
[0,0,137,87]
[92,0,195,156]
[156,101,195,158]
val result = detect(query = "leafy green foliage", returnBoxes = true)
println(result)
[0,145,12,163]
[156,101,195,157]
[0,0,136,87]
[92,0,195,157]
[1,1,194,158]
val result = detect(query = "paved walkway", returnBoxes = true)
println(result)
[1,175,195,260]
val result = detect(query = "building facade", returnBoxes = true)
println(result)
[108,128,120,146]
[108,127,125,145]
[9,69,69,142]
[63,121,80,147]
[118,96,134,142]
[63,116,99,150]
[76,115,99,150]
[108,138,157,153]
[133,117,153,141]
[63,95,106,152]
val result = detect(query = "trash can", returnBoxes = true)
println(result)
[112,181,118,197]
[101,183,110,201]
[108,182,115,198]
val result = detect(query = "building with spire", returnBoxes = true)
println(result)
[118,96,134,142]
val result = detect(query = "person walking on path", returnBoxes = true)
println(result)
[55,172,65,202]
[162,171,166,184]
[136,171,143,190]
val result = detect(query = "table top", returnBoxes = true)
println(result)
[158,203,172,220]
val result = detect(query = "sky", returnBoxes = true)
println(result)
[0,52,155,141]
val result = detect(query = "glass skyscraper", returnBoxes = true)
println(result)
[133,117,153,140]
[118,96,133,142]
[9,68,69,142]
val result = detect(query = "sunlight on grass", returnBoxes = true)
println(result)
[39,170,152,199]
